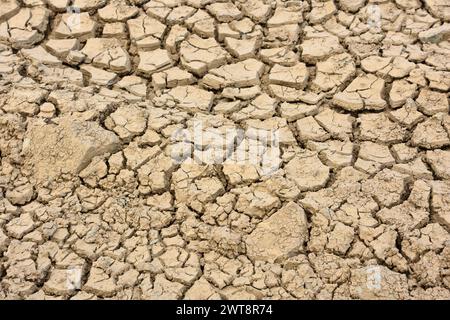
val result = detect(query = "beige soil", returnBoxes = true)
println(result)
[0,0,450,300]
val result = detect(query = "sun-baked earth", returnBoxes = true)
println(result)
[0,0,450,300]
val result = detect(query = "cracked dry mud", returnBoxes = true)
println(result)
[0,0,449,301]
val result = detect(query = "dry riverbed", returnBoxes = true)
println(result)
[0,0,450,300]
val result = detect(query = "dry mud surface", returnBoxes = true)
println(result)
[0,0,450,300]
